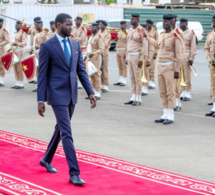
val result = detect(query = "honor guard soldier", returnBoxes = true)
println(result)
[180,18,197,101]
[204,16,215,118]
[139,14,184,124]
[99,20,111,93]
[10,21,27,89]
[72,16,87,49]
[30,20,47,92]
[47,21,56,40]
[124,14,149,106]
[114,21,128,87]
[85,23,104,100]
[172,14,185,111]
[0,18,10,87]
[146,19,159,90]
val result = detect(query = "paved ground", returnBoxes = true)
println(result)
[1,47,215,183]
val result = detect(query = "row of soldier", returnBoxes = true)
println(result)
[0,14,214,124]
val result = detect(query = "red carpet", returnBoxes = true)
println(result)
[0,130,215,195]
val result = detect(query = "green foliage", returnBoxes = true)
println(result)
[105,0,116,5]
[37,0,59,3]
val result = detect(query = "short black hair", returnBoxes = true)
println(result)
[55,13,72,27]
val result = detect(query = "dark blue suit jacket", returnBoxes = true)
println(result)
[37,35,94,105]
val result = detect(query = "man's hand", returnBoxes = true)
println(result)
[12,42,18,46]
[35,46,39,50]
[29,49,33,55]
[38,102,45,117]
[153,53,157,59]
[146,61,150,67]
[138,28,146,37]
[174,71,179,79]
[125,60,128,65]
[188,60,193,66]
[138,61,143,68]
[89,54,94,58]
[89,94,96,109]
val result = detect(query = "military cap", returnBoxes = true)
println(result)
[75,16,82,21]
[0,18,4,23]
[180,18,188,22]
[163,14,174,20]
[50,21,55,25]
[172,14,178,19]
[120,21,127,25]
[16,21,22,25]
[34,17,41,22]
[131,14,140,18]
[100,20,107,26]
[92,23,99,27]
[146,19,154,24]
[96,20,102,24]
[36,20,43,24]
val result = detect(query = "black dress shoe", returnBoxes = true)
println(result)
[148,86,155,89]
[101,89,108,93]
[180,97,184,100]
[85,97,89,99]
[132,101,141,106]
[155,118,165,123]
[39,158,57,173]
[32,89,37,92]
[0,83,4,87]
[11,86,17,89]
[95,96,101,100]
[208,102,213,106]
[33,81,37,84]
[163,119,174,125]
[78,86,82,89]
[15,86,24,89]
[205,111,215,116]
[114,82,121,86]
[141,92,147,96]
[120,83,126,86]
[182,97,190,101]
[28,80,35,84]
[212,113,215,117]
[124,100,134,105]
[69,175,86,186]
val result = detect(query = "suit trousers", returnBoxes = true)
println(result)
[90,55,101,91]
[43,104,80,176]
[128,54,142,95]
[116,50,127,78]
[181,58,192,92]
[157,63,175,109]
[101,50,109,86]
[0,61,5,77]
[210,64,215,103]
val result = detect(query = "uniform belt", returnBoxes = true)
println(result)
[159,61,174,66]
[117,48,126,51]
[128,52,142,55]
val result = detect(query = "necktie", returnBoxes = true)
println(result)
[62,39,71,67]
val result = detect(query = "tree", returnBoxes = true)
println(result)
[47,0,52,3]
[37,0,46,3]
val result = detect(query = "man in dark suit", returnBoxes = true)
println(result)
[37,13,96,186]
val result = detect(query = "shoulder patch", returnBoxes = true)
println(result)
[174,33,178,38]
[70,33,74,38]
[192,30,195,35]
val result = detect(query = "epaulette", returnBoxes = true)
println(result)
[82,26,85,30]
[174,33,178,38]
[192,30,195,35]
[176,28,179,34]
[98,33,102,38]
[70,34,74,38]
[3,28,6,32]
[22,30,26,34]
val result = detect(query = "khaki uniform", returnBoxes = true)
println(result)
[147,28,159,82]
[126,25,148,100]
[28,26,37,48]
[116,30,127,78]
[147,30,183,120]
[174,27,185,100]
[34,31,47,77]
[100,29,111,87]
[204,30,215,103]
[47,31,56,40]
[72,26,88,48]
[88,33,104,92]
[12,29,27,82]
[0,28,10,78]
[181,28,197,92]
